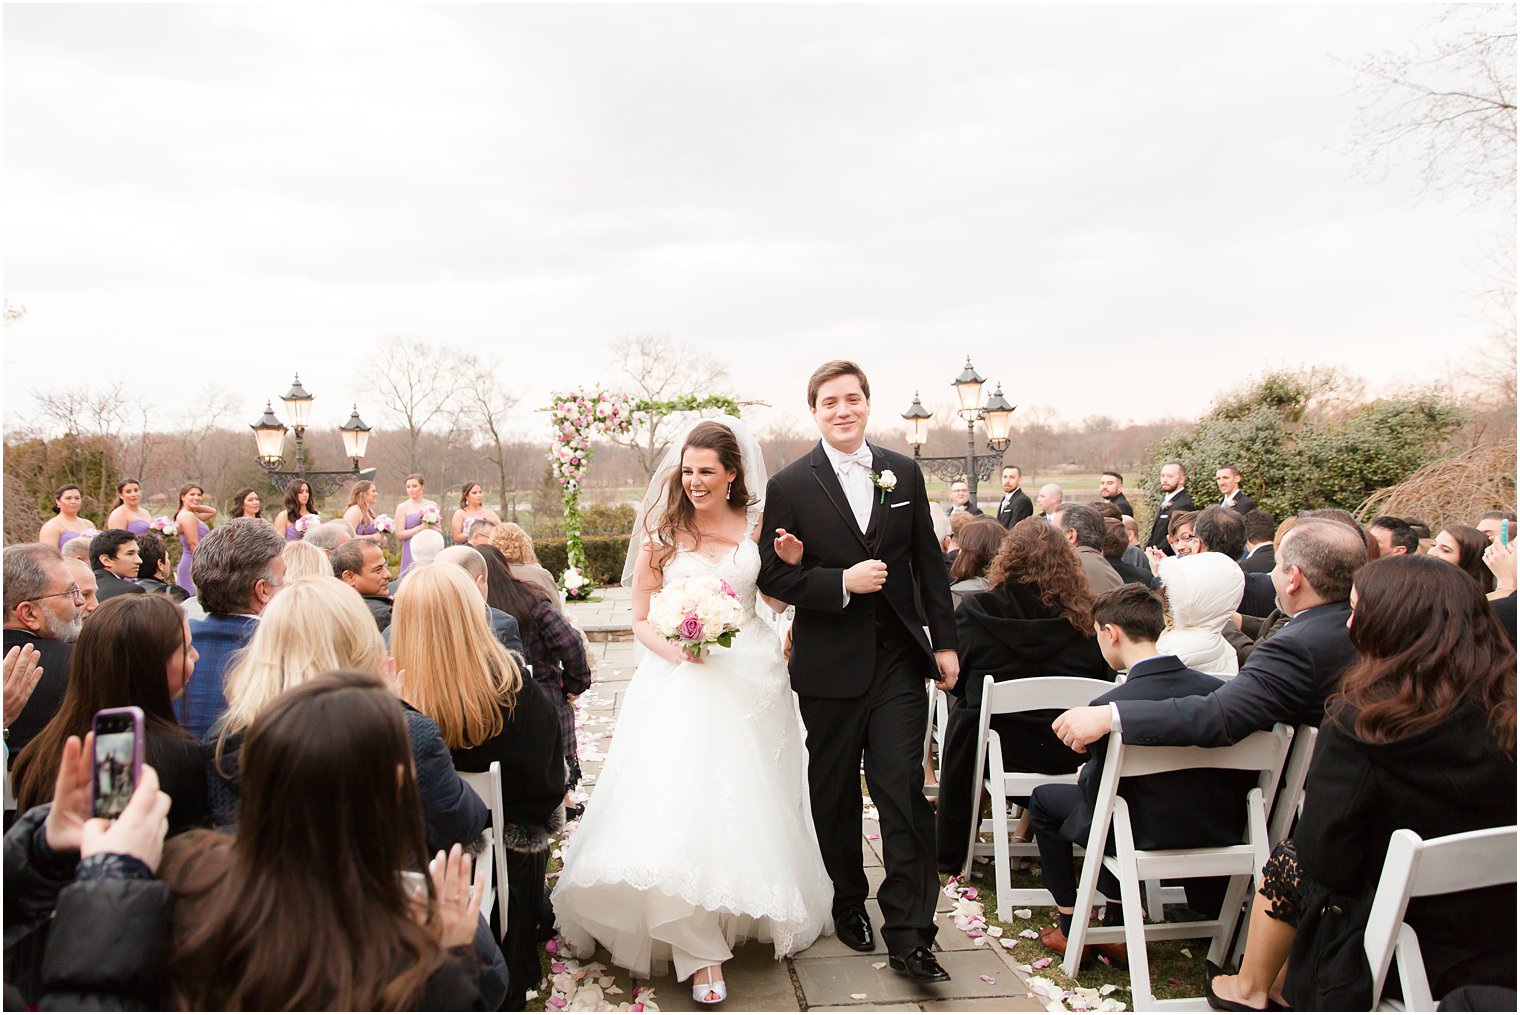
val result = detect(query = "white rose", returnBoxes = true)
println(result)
[878,469,897,489]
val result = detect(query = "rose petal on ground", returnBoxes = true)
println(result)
[1018,928,1040,939]
[548,999,567,1009]
[1099,984,1118,996]
[551,961,567,973]
[986,925,1004,937]
[1013,907,1033,919]
[962,887,978,900]
[1168,977,1183,986]
[1032,957,1053,968]
[871,962,887,970]
[866,834,880,840]
[546,938,561,954]
[1001,938,1018,950]
[850,993,868,1001]
[979,975,997,984]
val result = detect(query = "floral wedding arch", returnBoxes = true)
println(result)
[547,389,741,597]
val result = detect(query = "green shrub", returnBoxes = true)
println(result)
[534,536,628,586]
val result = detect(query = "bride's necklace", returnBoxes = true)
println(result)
[686,527,741,563]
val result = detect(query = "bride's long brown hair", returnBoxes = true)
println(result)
[649,421,756,571]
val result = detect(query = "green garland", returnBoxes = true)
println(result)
[632,395,742,418]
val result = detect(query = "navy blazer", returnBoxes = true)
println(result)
[1062,655,1255,851]
[177,614,259,740]
[1117,601,1356,748]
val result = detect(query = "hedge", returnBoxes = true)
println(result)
[534,536,629,586]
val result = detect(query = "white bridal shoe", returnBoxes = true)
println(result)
[692,965,728,1005]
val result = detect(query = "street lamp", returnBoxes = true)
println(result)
[900,357,1018,504]
[250,374,376,496]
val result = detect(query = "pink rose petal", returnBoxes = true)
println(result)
[545,938,561,954]
[548,999,567,1009]
[962,887,978,900]
[1032,957,1053,968]
[979,974,997,984]
[550,961,567,973]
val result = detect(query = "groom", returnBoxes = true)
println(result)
[758,360,960,982]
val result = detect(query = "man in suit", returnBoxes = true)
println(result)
[63,558,100,621]
[759,360,959,983]
[946,480,983,518]
[333,540,394,632]
[995,465,1033,528]
[2,544,83,758]
[1097,471,1133,517]
[1145,462,1195,553]
[1215,465,1256,514]
[1035,483,1064,519]
[432,546,526,658]
[1053,519,1365,752]
[1030,584,1255,960]
[90,530,146,603]
[1369,515,1420,557]
[1239,509,1277,573]
[1052,503,1123,596]
[1193,507,1276,617]
[177,519,287,739]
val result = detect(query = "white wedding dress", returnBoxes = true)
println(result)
[552,538,835,980]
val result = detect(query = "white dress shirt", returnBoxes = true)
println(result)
[822,440,875,605]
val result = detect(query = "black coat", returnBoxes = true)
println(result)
[1222,492,1257,515]
[996,489,1034,528]
[1145,488,1196,553]
[758,442,956,699]
[1117,601,1356,747]
[1,629,71,761]
[91,569,144,603]
[448,678,567,853]
[1104,493,1134,518]
[362,594,394,632]
[1239,571,1278,618]
[1061,656,1257,851]
[1290,704,1516,1004]
[1239,544,1275,574]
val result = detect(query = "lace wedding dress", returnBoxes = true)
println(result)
[552,538,835,980]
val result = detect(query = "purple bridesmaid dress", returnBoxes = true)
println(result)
[399,510,424,575]
[126,519,150,536]
[177,522,210,595]
[285,512,315,542]
[56,530,83,551]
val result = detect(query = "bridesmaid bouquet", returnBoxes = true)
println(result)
[419,505,442,527]
[295,513,322,535]
[560,565,592,602]
[149,516,176,537]
[647,575,744,659]
[372,514,396,535]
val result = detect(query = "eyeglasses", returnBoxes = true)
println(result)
[27,584,84,604]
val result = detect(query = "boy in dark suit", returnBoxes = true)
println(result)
[1029,584,1254,963]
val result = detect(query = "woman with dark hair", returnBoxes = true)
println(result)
[226,487,263,520]
[132,531,189,602]
[451,481,501,546]
[475,542,591,786]
[37,484,98,552]
[1207,555,1516,1011]
[19,671,489,1010]
[934,516,1114,871]
[274,479,318,543]
[949,517,1006,608]
[106,478,153,535]
[174,483,216,596]
[1428,524,1495,594]
[10,594,208,833]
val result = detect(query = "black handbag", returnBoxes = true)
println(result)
[1284,888,1377,1011]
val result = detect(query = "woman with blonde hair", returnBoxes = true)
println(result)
[278,539,332,581]
[392,562,566,1012]
[208,576,487,857]
[489,521,560,602]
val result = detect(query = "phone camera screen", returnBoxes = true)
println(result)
[94,722,138,820]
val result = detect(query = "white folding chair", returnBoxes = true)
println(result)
[1365,825,1517,1012]
[457,763,511,940]
[1268,724,1318,849]
[962,673,1118,917]
[922,683,950,800]
[1063,724,1293,1010]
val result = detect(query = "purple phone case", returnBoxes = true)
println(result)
[91,706,145,818]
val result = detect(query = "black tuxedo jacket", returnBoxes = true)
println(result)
[1239,544,1275,574]
[1145,488,1196,552]
[759,442,956,699]
[1116,600,1356,748]
[1222,492,1257,515]
[93,569,146,602]
[995,489,1033,528]
[1063,655,1254,851]
[1105,493,1134,518]
[1239,572,1278,618]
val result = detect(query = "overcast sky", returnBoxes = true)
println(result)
[3,3,1507,447]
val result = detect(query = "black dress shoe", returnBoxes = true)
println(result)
[834,908,875,952]
[889,945,950,982]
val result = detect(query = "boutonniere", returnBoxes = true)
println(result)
[870,469,897,503]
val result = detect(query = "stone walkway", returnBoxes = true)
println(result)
[557,595,1043,1013]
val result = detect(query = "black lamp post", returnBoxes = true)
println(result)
[900,357,1017,504]
[250,374,376,496]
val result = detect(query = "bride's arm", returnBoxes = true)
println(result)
[631,542,700,665]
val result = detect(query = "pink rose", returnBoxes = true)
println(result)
[677,615,704,641]
[719,580,736,598]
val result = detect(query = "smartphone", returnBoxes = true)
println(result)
[1503,519,1509,547]
[92,707,145,820]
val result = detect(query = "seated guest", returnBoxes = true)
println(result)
[1477,510,1517,545]
[1194,506,1275,618]
[944,510,975,572]
[1300,507,1379,562]
[177,519,287,739]
[1103,515,1155,587]
[63,558,100,622]
[10,595,208,834]
[1239,509,1277,573]
[1032,584,1255,962]
[1054,519,1365,753]
[1120,514,1148,572]
[1155,552,1244,677]
[1207,556,1516,1011]
[433,546,524,657]
[1428,525,1496,594]
[466,517,498,546]
[1052,503,1123,596]
[2,544,82,757]
[949,518,1005,608]
[390,528,444,596]
[935,517,1113,871]
[132,530,188,602]
[489,521,562,604]
[279,538,331,580]
[210,577,486,857]
[1369,515,1420,557]
[89,530,145,602]
[393,563,566,1011]
[303,519,351,555]
[22,672,494,1010]
[332,540,393,631]
[59,537,92,563]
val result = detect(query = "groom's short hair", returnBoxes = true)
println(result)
[808,360,871,408]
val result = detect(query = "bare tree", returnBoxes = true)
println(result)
[362,336,467,475]
[609,334,730,477]
[457,354,522,513]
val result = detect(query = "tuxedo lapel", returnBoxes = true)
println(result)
[865,444,889,554]
[810,443,870,553]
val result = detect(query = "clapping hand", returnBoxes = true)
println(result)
[4,643,44,723]
[773,529,804,566]
[428,844,487,950]
[1144,546,1166,577]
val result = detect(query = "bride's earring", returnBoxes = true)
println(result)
[726,482,732,501]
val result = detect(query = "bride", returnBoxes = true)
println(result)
[552,417,834,1005]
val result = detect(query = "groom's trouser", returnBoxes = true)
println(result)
[798,610,938,955]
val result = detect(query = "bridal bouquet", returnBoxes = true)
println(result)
[149,516,176,537]
[560,566,592,602]
[419,505,441,527]
[372,514,396,535]
[647,575,744,660]
[294,513,322,535]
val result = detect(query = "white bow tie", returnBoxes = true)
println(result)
[837,448,873,471]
